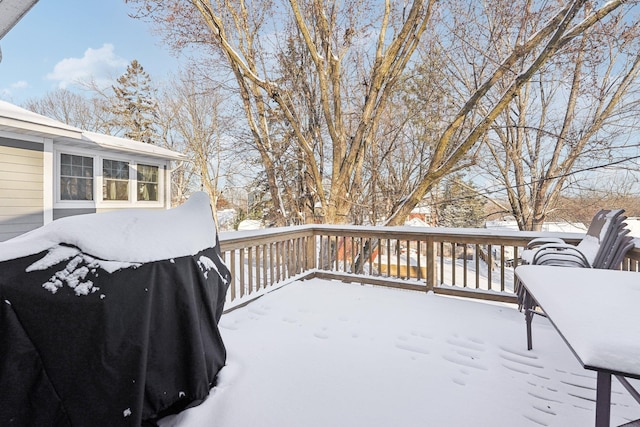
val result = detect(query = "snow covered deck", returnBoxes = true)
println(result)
[160,278,640,427]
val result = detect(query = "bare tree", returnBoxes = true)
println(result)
[475,6,640,230]
[126,0,637,225]
[156,70,233,225]
[385,0,638,225]
[126,0,436,224]
[23,89,109,132]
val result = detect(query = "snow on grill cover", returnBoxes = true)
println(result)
[0,192,231,426]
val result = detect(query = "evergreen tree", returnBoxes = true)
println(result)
[109,60,158,144]
[437,175,486,228]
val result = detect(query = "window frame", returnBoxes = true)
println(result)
[102,158,131,202]
[136,163,160,203]
[54,148,166,209]
[55,149,97,208]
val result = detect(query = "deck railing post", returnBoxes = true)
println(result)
[306,233,317,271]
[426,236,435,292]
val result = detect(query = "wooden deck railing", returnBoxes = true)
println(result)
[219,225,640,310]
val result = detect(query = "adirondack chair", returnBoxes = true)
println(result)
[516,209,632,311]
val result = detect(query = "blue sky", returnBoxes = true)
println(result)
[0,0,183,105]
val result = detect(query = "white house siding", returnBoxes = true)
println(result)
[0,138,44,241]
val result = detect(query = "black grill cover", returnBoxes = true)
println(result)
[0,244,230,426]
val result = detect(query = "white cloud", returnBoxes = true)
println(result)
[11,80,28,89]
[0,80,29,101]
[46,43,128,90]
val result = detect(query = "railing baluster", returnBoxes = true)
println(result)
[416,239,422,281]
[487,244,492,291]
[239,248,245,297]
[451,242,456,286]
[366,237,372,275]
[463,244,468,288]
[500,245,505,292]
[229,249,236,301]
[439,242,444,285]
[475,244,480,289]
[262,244,268,289]
[396,239,401,278]
[255,245,261,291]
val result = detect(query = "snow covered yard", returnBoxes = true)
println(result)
[160,278,640,427]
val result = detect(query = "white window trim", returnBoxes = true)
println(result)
[54,149,97,209]
[134,163,163,204]
[102,158,133,204]
[53,148,166,209]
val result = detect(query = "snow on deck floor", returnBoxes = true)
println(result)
[159,278,640,427]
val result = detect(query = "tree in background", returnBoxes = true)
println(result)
[384,0,636,225]
[474,5,640,230]
[108,59,158,144]
[157,70,233,225]
[126,0,437,225]
[22,1,640,229]
[23,88,112,134]
[437,174,485,228]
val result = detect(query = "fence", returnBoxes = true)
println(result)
[219,225,640,310]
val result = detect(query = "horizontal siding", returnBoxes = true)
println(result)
[0,213,42,226]
[0,161,44,174]
[0,198,43,207]
[0,147,44,161]
[0,188,43,199]
[0,206,41,216]
[0,144,44,241]
[0,169,41,183]
[0,179,42,191]
[0,217,44,242]
[0,227,42,242]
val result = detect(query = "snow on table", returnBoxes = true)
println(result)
[516,265,640,377]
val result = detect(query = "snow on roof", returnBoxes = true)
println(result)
[0,99,82,137]
[0,192,217,264]
[81,131,185,161]
[0,100,185,160]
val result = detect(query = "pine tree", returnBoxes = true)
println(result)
[109,60,158,144]
[437,175,486,228]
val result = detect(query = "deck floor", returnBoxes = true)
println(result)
[160,278,640,427]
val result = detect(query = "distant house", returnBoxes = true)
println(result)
[0,100,186,241]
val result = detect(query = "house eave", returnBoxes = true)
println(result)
[74,132,187,161]
[0,118,83,140]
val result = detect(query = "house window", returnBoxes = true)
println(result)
[103,159,130,201]
[137,164,159,201]
[60,154,93,200]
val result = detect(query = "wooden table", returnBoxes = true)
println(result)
[515,265,640,427]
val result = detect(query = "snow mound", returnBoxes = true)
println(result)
[0,192,217,263]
